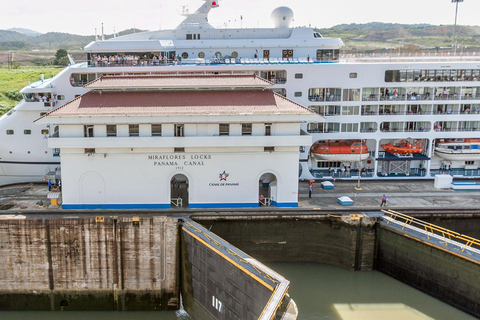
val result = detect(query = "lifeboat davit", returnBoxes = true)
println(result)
[435,138,480,161]
[311,140,369,161]
[381,139,424,154]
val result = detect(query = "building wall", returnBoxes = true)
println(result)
[60,147,301,209]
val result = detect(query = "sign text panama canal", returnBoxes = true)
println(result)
[148,154,212,167]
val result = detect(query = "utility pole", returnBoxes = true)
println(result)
[452,0,464,55]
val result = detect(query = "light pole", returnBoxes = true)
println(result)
[355,140,364,191]
[452,0,464,55]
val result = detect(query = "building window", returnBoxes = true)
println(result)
[24,130,32,135]
[174,147,185,153]
[57,95,65,100]
[129,124,139,137]
[295,73,303,79]
[264,147,275,152]
[242,123,252,135]
[40,112,47,116]
[84,125,94,137]
[198,52,205,58]
[175,124,185,137]
[219,124,230,136]
[349,73,358,78]
[186,34,193,40]
[265,123,272,136]
[41,129,49,135]
[182,52,189,59]
[85,148,95,154]
[6,130,14,135]
[151,124,162,136]
[106,125,117,137]
[294,92,302,97]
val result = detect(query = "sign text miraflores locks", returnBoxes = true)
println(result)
[148,154,211,167]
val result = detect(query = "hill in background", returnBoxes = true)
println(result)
[1,22,480,66]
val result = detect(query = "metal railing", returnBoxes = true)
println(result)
[382,209,480,252]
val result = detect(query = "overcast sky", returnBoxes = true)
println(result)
[2,0,480,35]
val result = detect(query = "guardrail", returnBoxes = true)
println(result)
[381,209,480,252]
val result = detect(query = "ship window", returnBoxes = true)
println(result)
[231,51,238,58]
[341,123,359,132]
[174,147,185,153]
[295,73,303,79]
[24,130,32,135]
[197,34,200,40]
[6,130,14,135]
[186,34,193,40]
[151,124,162,136]
[182,52,189,59]
[466,161,474,165]
[264,147,275,152]
[242,123,252,135]
[349,73,357,78]
[198,52,205,58]
[219,124,230,136]
[107,125,117,137]
[129,124,139,137]
[294,92,302,97]
[215,51,222,58]
[85,148,95,154]
[317,161,341,168]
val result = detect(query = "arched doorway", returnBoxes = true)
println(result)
[170,174,189,208]
[258,173,277,207]
[79,172,105,206]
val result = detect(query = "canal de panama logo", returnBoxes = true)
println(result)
[219,170,229,181]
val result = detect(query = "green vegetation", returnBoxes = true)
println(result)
[0,66,62,115]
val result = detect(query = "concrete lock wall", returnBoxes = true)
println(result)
[194,215,377,271]
[375,226,480,318]
[0,216,179,311]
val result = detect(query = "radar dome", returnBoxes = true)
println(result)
[270,7,294,28]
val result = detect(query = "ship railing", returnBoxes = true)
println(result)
[341,52,480,63]
[430,169,480,177]
[381,209,480,253]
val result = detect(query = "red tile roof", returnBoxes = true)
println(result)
[41,90,316,118]
[85,74,273,90]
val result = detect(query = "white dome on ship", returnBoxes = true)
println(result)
[270,7,294,28]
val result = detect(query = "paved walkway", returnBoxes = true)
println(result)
[298,179,480,210]
[0,179,479,212]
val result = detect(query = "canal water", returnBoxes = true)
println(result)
[0,263,474,320]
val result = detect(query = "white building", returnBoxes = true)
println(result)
[36,75,320,209]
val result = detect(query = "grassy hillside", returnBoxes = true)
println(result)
[0,66,62,115]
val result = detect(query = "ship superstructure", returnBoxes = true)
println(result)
[1,0,480,186]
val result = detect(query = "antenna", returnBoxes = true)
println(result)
[240,15,243,28]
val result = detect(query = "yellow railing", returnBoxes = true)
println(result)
[381,209,480,252]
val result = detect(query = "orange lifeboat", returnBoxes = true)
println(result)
[311,140,369,161]
[381,139,424,154]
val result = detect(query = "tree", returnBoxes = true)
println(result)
[54,48,69,66]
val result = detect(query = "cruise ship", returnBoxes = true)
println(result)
[1,0,480,186]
